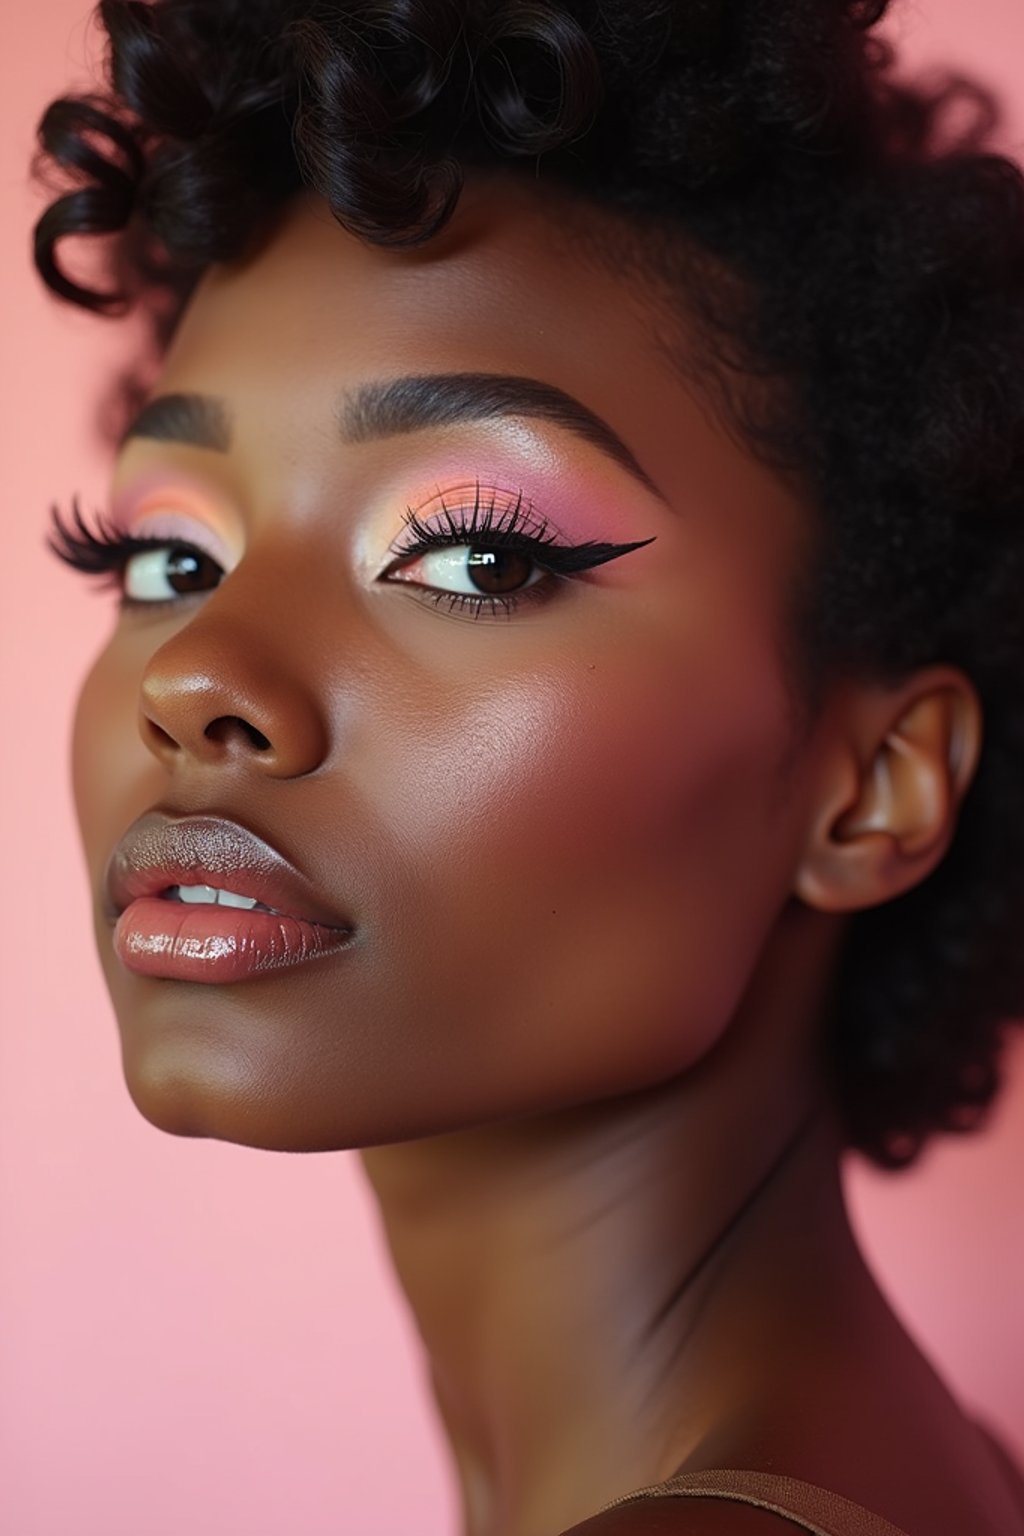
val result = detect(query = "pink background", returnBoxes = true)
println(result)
[2,3,1023,1532]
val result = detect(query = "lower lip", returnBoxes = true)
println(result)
[112,897,353,984]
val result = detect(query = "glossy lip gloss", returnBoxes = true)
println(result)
[106,811,356,984]
[113,900,354,984]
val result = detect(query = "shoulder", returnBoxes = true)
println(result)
[561,1496,795,1534]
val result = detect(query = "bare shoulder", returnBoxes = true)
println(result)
[561,1496,795,1534]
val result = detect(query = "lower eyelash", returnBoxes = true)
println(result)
[414,584,549,621]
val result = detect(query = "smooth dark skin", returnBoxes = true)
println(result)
[71,177,1011,1535]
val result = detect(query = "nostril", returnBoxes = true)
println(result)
[204,716,273,751]
[146,719,178,752]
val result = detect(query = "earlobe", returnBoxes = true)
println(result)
[793,672,983,915]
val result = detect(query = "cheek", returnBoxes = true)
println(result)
[364,636,801,1112]
[72,641,153,881]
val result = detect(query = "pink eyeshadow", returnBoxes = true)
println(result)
[108,421,668,578]
[388,432,665,548]
[110,471,239,570]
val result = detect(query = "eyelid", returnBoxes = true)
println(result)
[400,482,557,538]
[124,507,236,573]
[355,482,554,578]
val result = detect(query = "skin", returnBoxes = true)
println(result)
[70,178,1008,1536]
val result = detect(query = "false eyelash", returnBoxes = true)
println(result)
[390,484,557,557]
[387,482,657,579]
[45,495,199,589]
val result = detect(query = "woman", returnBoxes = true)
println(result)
[31,0,1024,1532]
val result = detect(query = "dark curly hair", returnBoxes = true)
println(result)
[31,0,1024,1169]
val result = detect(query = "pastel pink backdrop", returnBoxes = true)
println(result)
[2,3,1022,1532]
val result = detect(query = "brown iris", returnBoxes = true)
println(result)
[165,546,222,595]
[466,547,534,595]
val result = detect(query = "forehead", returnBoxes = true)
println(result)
[160,181,684,452]
[171,177,665,382]
[144,178,812,582]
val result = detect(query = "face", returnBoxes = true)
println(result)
[72,179,825,1151]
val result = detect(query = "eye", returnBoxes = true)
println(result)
[123,544,225,603]
[377,486,657,622]
[46,499,230,608]
[389,543,546,601]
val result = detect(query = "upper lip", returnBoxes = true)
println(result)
[103,810,354,931]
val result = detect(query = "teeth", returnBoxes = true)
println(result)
[212,889,260,910]
[166,884,261,910]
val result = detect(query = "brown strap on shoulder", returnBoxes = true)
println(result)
[596,1468,912,1536]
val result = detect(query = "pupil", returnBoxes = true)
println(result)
[467,547,532,595]
[167,546,216,594]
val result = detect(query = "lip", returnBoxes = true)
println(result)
[103,810,355,983]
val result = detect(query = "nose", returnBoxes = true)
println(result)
[138,610,330,780]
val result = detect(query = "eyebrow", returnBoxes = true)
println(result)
[119,391,232,453]
[119,374,665,500]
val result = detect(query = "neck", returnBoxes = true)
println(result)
[359,909,867,1536]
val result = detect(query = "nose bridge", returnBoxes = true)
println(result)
[138,551,331,779]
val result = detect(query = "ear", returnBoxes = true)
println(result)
[793,667,984,914]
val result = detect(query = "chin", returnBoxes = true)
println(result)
[115,1024,330,1151]
[111,1015,465,1153]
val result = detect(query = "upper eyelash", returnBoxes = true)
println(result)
[385,483,656,579]
[391,485,557,556]
[46,496,190,591]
